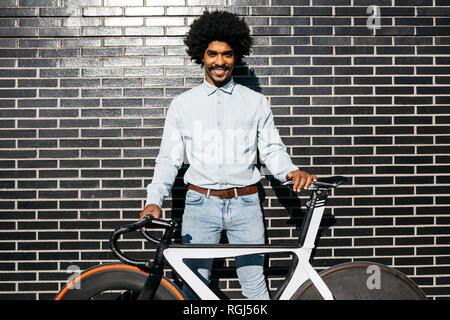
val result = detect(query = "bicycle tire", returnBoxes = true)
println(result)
[55,263,185,300]
[291,261,426,300]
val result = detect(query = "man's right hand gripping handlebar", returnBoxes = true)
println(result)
[139,204,162,225]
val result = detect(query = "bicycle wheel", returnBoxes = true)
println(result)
[291,261,426,300]
[55,263,185,300]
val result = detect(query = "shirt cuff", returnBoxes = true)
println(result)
[275,165,299,183]
[145,198,162,208]
[145,186,163,208]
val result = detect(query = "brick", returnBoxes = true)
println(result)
[82,27,122,37]
[0,8,36,17]
[39,27,80,37]
[0,89,36,98]
[83,7,122,17]
[252,7,290,16]
[253,26,291,36]
[39,68,79,77]
[0,69,36,77]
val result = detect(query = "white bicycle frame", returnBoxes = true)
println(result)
[163,185,333,300]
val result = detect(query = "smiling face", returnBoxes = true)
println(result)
[202,41,235,87]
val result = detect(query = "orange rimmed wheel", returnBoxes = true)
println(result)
[55,263,184,300]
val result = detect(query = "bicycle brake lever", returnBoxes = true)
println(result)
[140,228,160,244]
[139,217,178,244]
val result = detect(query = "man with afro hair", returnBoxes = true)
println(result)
[140,10,317,300]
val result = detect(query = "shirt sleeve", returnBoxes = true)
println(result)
[257,95,298,183]
[145,100,185,207]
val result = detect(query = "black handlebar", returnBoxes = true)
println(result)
[109,215,178,272]
[282,176,347,190]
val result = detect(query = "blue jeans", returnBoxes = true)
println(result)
[181,188,270,300]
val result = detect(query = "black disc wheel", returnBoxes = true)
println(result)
[292,261,426,300]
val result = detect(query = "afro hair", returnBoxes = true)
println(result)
[184,10,253,66]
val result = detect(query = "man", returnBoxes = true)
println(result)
[139,10,317,300]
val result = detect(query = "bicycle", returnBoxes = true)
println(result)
[55,176,427,300]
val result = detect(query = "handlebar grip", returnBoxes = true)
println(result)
[109,215,178,271]
[282,176,347,189]
[109,215,156,270]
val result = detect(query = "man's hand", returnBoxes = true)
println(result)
[139,204,161,221]
[286,169,318,193]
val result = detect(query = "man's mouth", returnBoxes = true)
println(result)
[210,67,228,77]
[214,69,225,76]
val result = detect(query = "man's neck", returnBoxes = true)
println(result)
[205,75,232,88]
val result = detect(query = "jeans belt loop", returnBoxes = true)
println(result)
[206,188,210,198]
[233,187,238,198]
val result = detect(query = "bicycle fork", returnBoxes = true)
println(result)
[136,266,164,300]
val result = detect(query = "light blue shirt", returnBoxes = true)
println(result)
[146,78,298,207]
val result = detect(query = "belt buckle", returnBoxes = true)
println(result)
[219,188,234,199]
[218,189,227,199]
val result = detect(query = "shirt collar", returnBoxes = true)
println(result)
[202,77,235,95]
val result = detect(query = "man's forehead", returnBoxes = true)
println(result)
[205,41,234,51]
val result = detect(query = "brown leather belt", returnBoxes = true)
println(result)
[188,184,258,199]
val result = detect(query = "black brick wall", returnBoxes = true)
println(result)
[0,0,449,300]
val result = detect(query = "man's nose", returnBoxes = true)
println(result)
[215,54,224,66]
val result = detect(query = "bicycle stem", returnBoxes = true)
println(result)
[297,187,330,249]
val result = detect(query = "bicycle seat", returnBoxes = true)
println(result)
[313,176,347,188]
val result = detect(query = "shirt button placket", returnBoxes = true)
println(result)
[217,90,224,186]
[217,91,222,127]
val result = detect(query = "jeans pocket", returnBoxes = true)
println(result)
[185,190,204,206]
[239,192,260,206]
